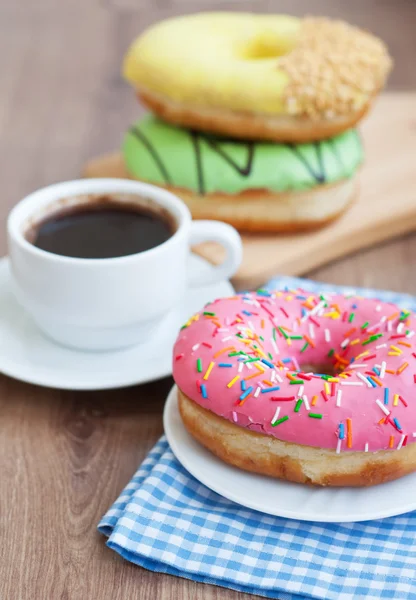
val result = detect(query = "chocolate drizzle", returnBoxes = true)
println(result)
[284,142,326,184]
[129,124,360,195]
[130,127,172,184]
[326,138,344,170]
[203,136,255,176]
[315,141,325,182]
[190,131,205,195]
[191,131,255,194]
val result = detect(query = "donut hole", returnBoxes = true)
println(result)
[300,362,338,377]
[239,32,296,60]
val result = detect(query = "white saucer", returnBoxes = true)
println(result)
[0,255,233,390]
[164,385,416,522]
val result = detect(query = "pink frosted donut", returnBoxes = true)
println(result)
[173,289,416,486]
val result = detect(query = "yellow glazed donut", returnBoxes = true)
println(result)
[123,13,392,142]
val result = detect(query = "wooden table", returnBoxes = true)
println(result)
[1,1,415,598]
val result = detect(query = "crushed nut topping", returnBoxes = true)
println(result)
[279,17,392,119]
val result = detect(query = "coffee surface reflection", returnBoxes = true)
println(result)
[27,196,174,259]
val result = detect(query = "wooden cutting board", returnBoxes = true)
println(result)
[83,93,416,289]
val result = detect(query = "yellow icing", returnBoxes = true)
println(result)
[123,13,300,115]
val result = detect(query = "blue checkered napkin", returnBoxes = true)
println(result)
[99,279,416,600]
[99,438,416,600]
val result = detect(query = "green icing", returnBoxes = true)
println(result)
[123,115,363,195]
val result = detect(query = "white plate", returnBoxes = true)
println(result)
[164,385,416,522]
[0,255,233,390]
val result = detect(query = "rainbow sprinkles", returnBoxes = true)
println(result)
[173,290,416,454]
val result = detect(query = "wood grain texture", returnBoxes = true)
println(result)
[0,1,415,599]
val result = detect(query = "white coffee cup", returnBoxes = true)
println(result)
[7,179,242,351]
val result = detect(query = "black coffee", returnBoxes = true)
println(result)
[27,196,175,259]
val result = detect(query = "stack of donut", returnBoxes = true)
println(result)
[122,13,391,232]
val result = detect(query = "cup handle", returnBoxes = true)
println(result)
[189,220,243,287]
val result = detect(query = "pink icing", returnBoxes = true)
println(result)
[172,290,416,453]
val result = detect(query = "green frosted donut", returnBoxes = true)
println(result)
[123,115,363,195]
